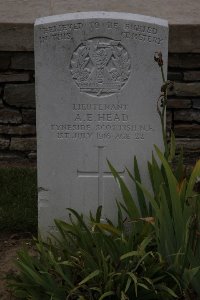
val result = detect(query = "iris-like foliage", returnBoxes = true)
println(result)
[8,207,180,299]
[108,53,200,298]
[109,144,200,298]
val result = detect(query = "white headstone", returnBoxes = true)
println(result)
[35,12,168,235]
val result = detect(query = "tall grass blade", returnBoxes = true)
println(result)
[186,160,200,199]
[99,291,115,299]
[78,270,100,286]
[107,160,140,219]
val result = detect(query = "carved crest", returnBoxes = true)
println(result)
[70,38,131,96]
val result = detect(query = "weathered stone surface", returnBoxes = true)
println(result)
[176,138,200,152]
[0,52,11,70]
[4,83,35,108]
[11,52,34,70]
[169,25,200,53]
[0,137,10,149]
[174,154,200,175]
[22,109,36,124]
[168,54,200,69]
[1,0,200,25]
[184,71,200,82]
[0,87,3,105]
[0,108,22,124]
[174,124,200,137]
[0,152,26,161]
[0,0,199,52]
[0,99,5,109]
[167,98,192,109]
[0,24,198,54]
[166,111,172,122]
[0,24,34,51]
[28,152,37,160]
[0,124,36,135]
[0,72,30,83]
[10,137,36,151]
[0,152,33,167]
[35,12,168,235]
[182,154,200,167]
[186,164,200,176]
[166,111,172,133]
[174,109,200,122]
[170,83,200,97]
[193,99,200,109]
[167,71,183,81]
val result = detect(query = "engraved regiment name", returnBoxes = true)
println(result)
[70,38,131,96]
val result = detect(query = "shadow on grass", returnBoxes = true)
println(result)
[0,168,37,234]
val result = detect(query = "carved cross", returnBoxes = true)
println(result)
[77,146,125,207]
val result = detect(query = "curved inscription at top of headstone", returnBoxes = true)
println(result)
[70,37,131,97]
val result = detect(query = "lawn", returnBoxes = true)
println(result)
[0,168,37,233]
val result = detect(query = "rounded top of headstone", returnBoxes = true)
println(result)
[35,11,168,28]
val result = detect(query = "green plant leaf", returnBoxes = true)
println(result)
[99,291,115,300]
[107,160,140,219]
[78,270,100,286]
[186,160,200,199]
[93,223,121,236]
[96,206,102,223]
[155,284,178,298]
[183,266,200,288]
[175,146,185,182]
[133,156,148,216]
[155,145,184,249]
[168,130,176,162]
[120,251,140,260]
[134,181,159,215]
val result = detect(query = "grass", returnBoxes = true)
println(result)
[0,168,37,233]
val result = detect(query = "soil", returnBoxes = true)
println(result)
[0,232,34,300]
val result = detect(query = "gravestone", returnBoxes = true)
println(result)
[34,12,168,235]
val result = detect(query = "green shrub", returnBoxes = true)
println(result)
[109,142,200,298]
[8,208,181,299]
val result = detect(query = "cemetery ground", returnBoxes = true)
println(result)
[0,232,35,300]
[0,141,199,299]
[0,168,37,299]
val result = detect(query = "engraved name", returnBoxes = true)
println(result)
[50,102,154,141]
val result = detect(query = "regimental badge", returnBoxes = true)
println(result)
[70,37,131,96]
